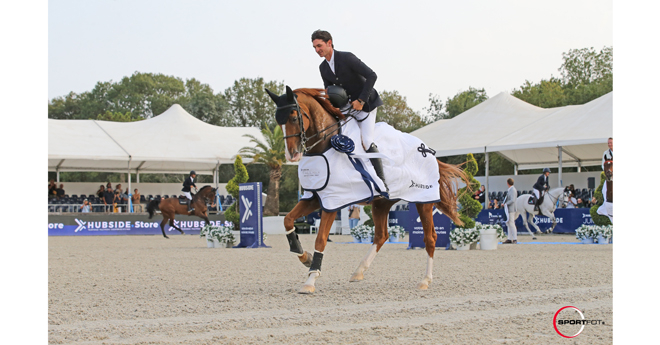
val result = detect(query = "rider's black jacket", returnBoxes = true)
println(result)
[182,176,197,192]
[533,174,549,191]
[319,50,383,112]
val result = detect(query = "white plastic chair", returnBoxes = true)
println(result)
[310,219,320,234]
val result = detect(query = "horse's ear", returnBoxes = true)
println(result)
[286,85,294,102]
[265,88,279,104]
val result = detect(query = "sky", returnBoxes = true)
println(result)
[48,0,613,113]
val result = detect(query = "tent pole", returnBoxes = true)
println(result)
[128,157,132,213]
[514,164,518,175]
[215,162,220,213]
[485,149,489,209]
[136,171,140,183]
[56,170,60,183]
[558,146,563,187]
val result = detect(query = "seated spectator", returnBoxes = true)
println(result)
[492,199,500,209]
[474,185,486,208]
[96,185,105,199]
[576,198,585,208]
[79,199,91,213]
[103,187,114,212]
[56,184,66,198]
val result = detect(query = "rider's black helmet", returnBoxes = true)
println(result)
[543,168,550,173]
[190,170,196,176]
[326,85,349,108]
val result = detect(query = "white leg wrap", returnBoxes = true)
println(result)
[425,255,434,281]
[361,244,379,271]
[305,271,320,284]
[285,228,295,235]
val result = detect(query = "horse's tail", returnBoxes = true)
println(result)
[147,199,160,219]
[434,159,469,226]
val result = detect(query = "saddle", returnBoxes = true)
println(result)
[528,193,544,205]
[178,194,195,205]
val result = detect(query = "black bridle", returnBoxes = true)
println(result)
[279,97,356,153]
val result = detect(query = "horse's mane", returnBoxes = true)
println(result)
[293,88,345,120]
[198,185,213,192]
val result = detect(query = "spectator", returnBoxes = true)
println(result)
[113,189,121,212]
[56,184,66,199]
[474,185,486,208]
[576,198,585,208]
[492,199,500,209]
[103,187,114,212]
[566,192,578,209]
[49,180,57,196]
[120,188,129,212]
[116,184,123,194]
[590,196,597,208]
[79,199,91,213]
[132,189,142,212]
[96,185,105,199]
[602,137,613,170]
[106,182,112,190]
[348,205,360,229]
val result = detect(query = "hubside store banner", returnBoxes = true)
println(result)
[48,214,226,236]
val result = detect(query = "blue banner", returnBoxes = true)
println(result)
[478,208,594,234]
[234,182,269,248]
[388,204,450,250]
[48,217,226,236]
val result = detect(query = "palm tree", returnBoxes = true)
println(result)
[239,126,286,216]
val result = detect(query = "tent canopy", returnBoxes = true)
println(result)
[48,104,266,175]
[411,92,612,170]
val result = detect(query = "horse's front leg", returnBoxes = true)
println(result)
[350,198,396,282]
[299,210,337,294]
[544,211,557,234]
[528,212,543,235]
[415,203,437,290]
[169,219,185,234]
[284,198,321,267]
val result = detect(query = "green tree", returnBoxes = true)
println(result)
[455,153,482,229]
[239,126,286,216]
[96,110,141,122]
[179,78,229,125]
[589,172,612,226]
[422,93,444,122]
[223,78,284,129]
[511,78,566,108]
[225,155,249,228]
[48,91,84,120]
[559,46,612,87]
[376,90,428,132]
[444,87,488,119]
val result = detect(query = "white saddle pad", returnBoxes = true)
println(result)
[299,118,440,211]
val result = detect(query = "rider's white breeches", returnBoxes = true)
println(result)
[183,191,192,200]
[533,189,540,199]
[346,108,378,149]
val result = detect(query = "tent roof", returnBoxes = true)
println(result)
[48,104,266,174]
[411,92,612,170]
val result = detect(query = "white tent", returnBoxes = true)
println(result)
[48,104,265,176]
[411,92,613,171]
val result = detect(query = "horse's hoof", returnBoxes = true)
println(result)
[418,282,429,290]
[164,235,169,239]
[298,285,315,294]
[349,272,364,282]
[532,237,537,240]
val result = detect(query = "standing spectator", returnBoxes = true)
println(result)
[113,189,121,212]
[103,187,114,212]
[474,185,486,208]
[576,198,585,208]
[566,191,578,209]
[601,137,613,170]
[590,196,598,208]
[106,182,113,191]
[79,199,91,213]
[502,178,518,244]
[49,180,57,196]
[96,185,105,198]
[120,188,129,212]
[115,184,123,195]
[348,205,360,229]
[132,189,142,213]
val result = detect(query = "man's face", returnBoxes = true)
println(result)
[192,174,196,179]
[544,172,550,177]
[608,138,613,150]
[312,39,333,60]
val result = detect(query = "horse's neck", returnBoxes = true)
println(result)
[304,101,336,155]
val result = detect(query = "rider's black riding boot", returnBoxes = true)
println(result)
[366,143,389,193]
[187,199,194,213]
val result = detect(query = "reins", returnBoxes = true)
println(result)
[281,96,358,153]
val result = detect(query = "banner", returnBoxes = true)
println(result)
[234,182,269,248]
[48,214,226,236]
[388,205,450,250]
[478,208,595,234]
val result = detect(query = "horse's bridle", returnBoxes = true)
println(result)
[279,96,355,153]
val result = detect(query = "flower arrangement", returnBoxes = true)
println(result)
[475,222,507,242]
[449,226,480,246]
[351,224,374,240]
[595,225,613,239]
[200,223,235,244]
[388,225,406,240]
[575,225,598,240]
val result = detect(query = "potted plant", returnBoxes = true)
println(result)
[449,226,479,250]
[595,225,612,245]
[351,224,373,243]
[476,222,506,250]
[200,223,236,248]
[388,225,406,242]
[575,225,597,244]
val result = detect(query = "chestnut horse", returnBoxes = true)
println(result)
[146,185,216,238]
[266,86,468,294]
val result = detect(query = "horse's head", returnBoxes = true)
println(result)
[603,160,613,181]
[266,86,310,162]
[197,186,216,203]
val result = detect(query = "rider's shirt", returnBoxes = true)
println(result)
[182,176,196,192]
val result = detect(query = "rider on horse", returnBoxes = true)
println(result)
[532,168,551,212]
[182,171,198,212]
[311,30,388,191]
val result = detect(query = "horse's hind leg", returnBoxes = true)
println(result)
[521,211,536,240]
[169,218,185,234]
[528,213,543,236]
[160,216,170,239]
[414,203,436,290]
[350,198,396,282]
[284,198,321,268]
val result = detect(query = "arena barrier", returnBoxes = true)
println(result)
[389,205,595,249]
[233,182,269,248]
[48,213,226,236]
